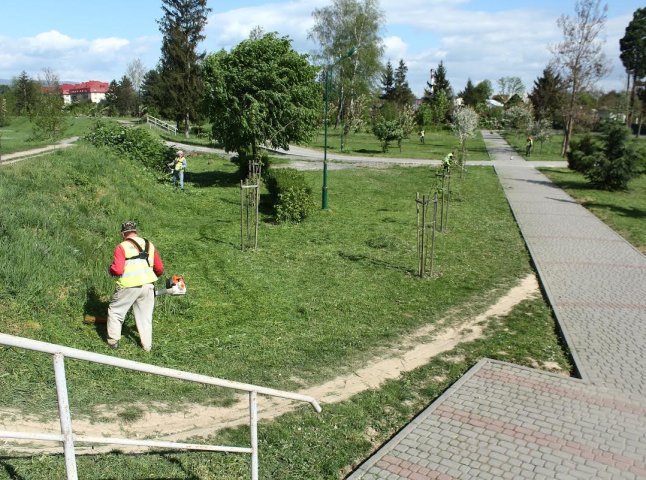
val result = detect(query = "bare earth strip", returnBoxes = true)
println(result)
[1,274,541,455]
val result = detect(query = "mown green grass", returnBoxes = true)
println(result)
[0,116,95,155]
[541,167,646,253]
[304,127,490,161]
[0,294,572,479]
[0,140,529,420]
[0,135,576,478]
[502,130,567,161]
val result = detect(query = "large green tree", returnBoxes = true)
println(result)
[459,79,492,108]
[203,32,321,159]
[497,76,525,98]
[550,0,608,156]
[157,0,211,137]
[529,66,566,125]
[30,69,66,139]
[619,7,646,128]
[309,0,385,133]
[141,67,170,118]
[12,71,39,116]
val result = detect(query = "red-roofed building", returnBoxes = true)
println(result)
[60,81,110,105]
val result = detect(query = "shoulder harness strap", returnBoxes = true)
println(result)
[124,238,152,266]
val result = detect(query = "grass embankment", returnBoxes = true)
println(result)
[0,116,95,155]
[0,141,572,478]
[541,168,646,252]
[305,127,490,161]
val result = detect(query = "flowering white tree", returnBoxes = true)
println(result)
[451,106,479,170]
[503,105,533,135]
[530,118,553,152]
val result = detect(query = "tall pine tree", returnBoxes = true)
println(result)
[158,0,211,137]
[422,61,452,104]
[393,59,415,106]
[380,60,395,100]
[529,67,565,125]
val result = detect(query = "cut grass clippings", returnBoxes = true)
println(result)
[0,140,528,421]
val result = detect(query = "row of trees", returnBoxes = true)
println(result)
[2,0,643,157]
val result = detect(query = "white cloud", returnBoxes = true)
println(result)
[25,30,86,53]
[0,30,155,82]
[205,0,323,52]
[383,36,408,62]
[90,37,130,55]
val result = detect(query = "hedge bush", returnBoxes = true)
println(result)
[85,120,175,173]
[265,168,314,223]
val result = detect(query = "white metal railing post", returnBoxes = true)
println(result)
[0,333,321,478]
[53,353,78,480]
[250,391,258,480]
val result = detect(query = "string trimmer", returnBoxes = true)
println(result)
[83,275,186,324]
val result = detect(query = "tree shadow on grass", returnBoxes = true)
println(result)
[185,170,240,188]
[354,148,382,155]
[584,202,646,220]
[0,459,26,480]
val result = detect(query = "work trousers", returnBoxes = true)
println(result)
[173,170,184,189]
[107,283,155,351]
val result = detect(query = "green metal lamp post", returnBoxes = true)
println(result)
[322,47,357,210]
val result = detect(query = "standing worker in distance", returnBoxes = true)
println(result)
[442,150,454,173]
[171,150,187,190]
[525,136,534,157]
[107,221,164,351]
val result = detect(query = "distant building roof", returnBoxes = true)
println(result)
[486,98,504,108]
[60,80,109,95]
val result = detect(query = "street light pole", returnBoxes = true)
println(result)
[321,47,357,210]
[322,68,331,209]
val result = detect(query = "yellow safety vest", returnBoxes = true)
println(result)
[117,237,158,288]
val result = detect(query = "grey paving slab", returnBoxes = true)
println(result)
[349,361,646,479]
[347,132,646,479]
[488,131,646,393]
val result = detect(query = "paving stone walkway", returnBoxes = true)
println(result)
[348,131,646,479]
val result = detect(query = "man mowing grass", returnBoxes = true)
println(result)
[107,221,165,351]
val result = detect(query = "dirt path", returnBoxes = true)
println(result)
[2,274,546,455]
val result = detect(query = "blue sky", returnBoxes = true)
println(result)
[0,0,641,96]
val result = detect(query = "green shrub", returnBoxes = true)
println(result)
[231,149,271,180]
[567,122,642,190]
[265,168,314,223]
[85,120,174,172]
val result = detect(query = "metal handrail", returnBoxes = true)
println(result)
[0,333,321,480]
[145,114,178,135]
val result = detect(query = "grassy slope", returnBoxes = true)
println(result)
[0,141,529,418]
[541,167,646,253]
[0,140,575,479]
